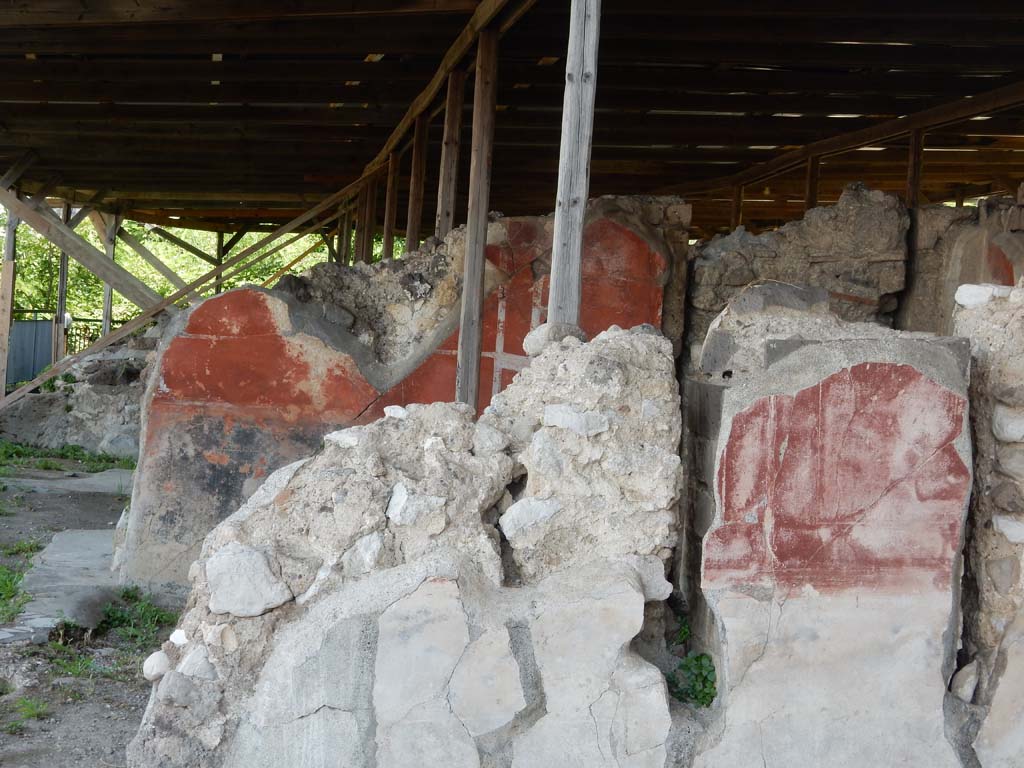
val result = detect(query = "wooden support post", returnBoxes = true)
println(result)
[148,226,218,266]
[954,188,965,208]
[0,202,19,391]
[117,226,199,302]
[804,156,820,211]
[0,187,161,310]
[101,214,121,336]
[355,187,368,263]
[215,232,225,293]
[222,227,249,255]
[907,128,924,209]
[730,185,744,230]
[340,207,352,264]
[455,26,498,407]
[547,0,600,330]
[405,113,429,253]
[382,152,400,260]
[54,202,69,361]
[435,70,466,239]
[357,182,379,263]
[321,232,338,263]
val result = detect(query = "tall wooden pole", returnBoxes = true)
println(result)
[340,207,352,264]
[730,185,744,230]
[382,152,400,259]
[906,129,924,209]
[547,0,600,329]
[215,232,225,293]
[455,27,498,407]
[405,113,429,253]
[0,202,19,391]
[54,202,70,360]
[803,156,820,211]
[363,176,379,262]
[355,185,369,263]
[101,214,121,336]
[435,70,466,240]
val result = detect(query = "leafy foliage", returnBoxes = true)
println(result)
[667,651,717,708]
[97,587,178,652]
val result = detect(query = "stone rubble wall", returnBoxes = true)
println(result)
[126,326,693,768]
[0,329,158,458]
[686,183,908,361]
[682,284,973,767]
[899,198,1024,334]
[116,197,690,601]
[951,281,1024,767]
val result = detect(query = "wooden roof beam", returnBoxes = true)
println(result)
[668,76,1024,196]
[0,1,477,28]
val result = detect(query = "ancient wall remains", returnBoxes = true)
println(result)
[0,330,156,458]
[687,184,908,360]
[115,197,690,600]
[682,284,973,767]
[899,198,1024,334]
[951,281,1024,766]
[127,327,693,767]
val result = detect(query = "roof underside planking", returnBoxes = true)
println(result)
[3,1,1024,236]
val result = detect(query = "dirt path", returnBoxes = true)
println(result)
[0,463,154,768]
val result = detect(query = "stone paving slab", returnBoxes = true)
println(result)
[0,529,118,645]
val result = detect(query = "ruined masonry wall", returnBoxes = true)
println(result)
[683,284,973,767]
[899,198,1024,334]
[116,196,690,600]
[687,183,908,359]
[952,281,1024,766]
[127,327,689,768]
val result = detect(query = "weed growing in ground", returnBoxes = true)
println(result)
[0,503,12,518]
[2,539,43,558]
[12,697,48,720]
[0,679,12,696]
[0,565,28,623]
[3,719,24,735]
[98,587,178,652]
[667,651,717,708]
[33,458,64,472]
[45,642,96,678]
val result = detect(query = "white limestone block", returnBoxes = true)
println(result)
[993,514,1024,544]
[143,650,171,682]
[542,403,610,436]
[449,629,526,736]
[206,542,293,618]
[993,404,1024,443]
[498,497,561,542]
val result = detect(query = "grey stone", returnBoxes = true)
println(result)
[950,661,979,703]
[992,404,1024,443]
[206,542,293,618]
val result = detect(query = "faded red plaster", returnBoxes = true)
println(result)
[985,243,1016,286]
[704,363,970,594]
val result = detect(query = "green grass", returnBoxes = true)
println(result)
[97,587,178,652]
[0,439,135,473]
[0,565,29,623]
[12,697,48,720]
[3,719,24,735]
[0,679,12,697]
[45,642,96,678]
[2,539,43,557]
